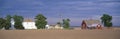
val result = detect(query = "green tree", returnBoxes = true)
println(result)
[0,18,6,29]
[5,15,12,30]
[35,14,47,29]
[13,15,24,29]
[63,19,70,29]
[101,14,112,27]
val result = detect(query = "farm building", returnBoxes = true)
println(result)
[81,19,103,29]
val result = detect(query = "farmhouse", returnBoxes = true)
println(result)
[22,19,37,29]
[46,24,63,29]
[81,19,103,29]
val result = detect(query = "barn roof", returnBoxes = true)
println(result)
[23,19,33,22]
[84,19,101,25]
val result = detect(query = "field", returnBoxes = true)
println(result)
[0,28,120,39]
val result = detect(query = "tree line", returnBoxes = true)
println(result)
[0,15,24,30]
[0,14,70,30]
[0,14,112,30]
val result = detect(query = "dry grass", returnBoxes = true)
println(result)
[0,28,120,39]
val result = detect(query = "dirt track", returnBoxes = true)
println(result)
[0,29,120,39]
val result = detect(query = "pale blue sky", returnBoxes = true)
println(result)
[0,0,120,26]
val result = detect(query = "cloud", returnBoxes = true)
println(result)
[53,0,120,10]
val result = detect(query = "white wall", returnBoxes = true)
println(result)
[22,22,37,29]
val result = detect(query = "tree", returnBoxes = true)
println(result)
[63,18,70,29]
[13,15,24,29]
[101,14,112,27]
[35,14,47,29]
[5,15,12,30]
[0,18,6,29]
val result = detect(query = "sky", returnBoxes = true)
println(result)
[0,0,120,26]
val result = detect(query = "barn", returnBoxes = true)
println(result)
[81,19,103,29]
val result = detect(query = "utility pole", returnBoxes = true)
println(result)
[58,12,63,26]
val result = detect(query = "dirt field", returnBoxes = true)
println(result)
[0,29,120,39]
